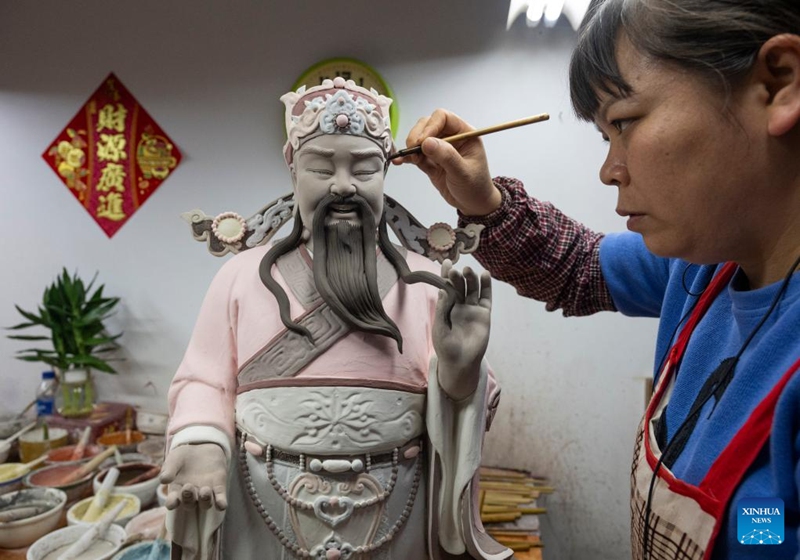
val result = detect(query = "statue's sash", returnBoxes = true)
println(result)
[237,246,401,387]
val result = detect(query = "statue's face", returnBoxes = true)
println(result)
[292,134,385,236]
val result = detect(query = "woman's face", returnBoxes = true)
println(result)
[594,37,771,265]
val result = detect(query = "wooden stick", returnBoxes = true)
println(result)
[59,445,117,485]
[388,113,550,160]
[123,465,161,486]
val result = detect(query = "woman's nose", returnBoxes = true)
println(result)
[599,148,629,188]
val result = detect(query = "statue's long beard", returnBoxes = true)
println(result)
[311,194,403,351]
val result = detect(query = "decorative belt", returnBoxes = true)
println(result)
[237,430,423,473]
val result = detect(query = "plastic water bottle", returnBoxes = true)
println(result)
[35,371,57,417]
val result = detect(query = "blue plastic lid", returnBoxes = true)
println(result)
[42,371,55,379]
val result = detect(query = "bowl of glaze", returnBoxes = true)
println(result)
[46,444,104,466]
[0,464,28,494]
[0,414,27,439]
[93,463,160,508]
[124,506,168,541]
[136,436,165,465]
[27,523,126,560]
[99,453,151,470]
[19,427,69,463]
[97,431,146,454]
[24,463,95,503]
[67,493,140,527]
[0,487,67,548]
[111,539,171,560]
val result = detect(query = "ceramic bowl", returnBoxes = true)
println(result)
[110,539,171,560]
[0,487,67,548]
[99,453,152,470]
[93,463,160,508]
[0,414,27,439]
[0,468,26,495]
[136,436,165,465]
[67,493,140,527]
[19,427,69,463]
[124,506,168,541]
[24,463,95,503]
[46,443,103,466]
[97,431,146,454]
[26,523,126,560]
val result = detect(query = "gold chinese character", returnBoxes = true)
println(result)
[97,103,128,132]
[97,192,126,221]
[97,163,126,192]
[97,134,127,162]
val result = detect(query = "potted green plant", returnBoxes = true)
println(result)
[7,268,122,417]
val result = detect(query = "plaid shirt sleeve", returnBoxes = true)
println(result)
[456,176,616,316]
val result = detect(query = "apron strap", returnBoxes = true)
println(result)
[701,356,800,501]
[672,263,738,363]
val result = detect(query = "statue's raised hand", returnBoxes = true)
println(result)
[161,443,228,512]
[433,260,492,400]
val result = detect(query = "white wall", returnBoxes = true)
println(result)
[0,2,659,558]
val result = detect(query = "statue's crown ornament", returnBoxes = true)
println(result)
[281,76,394,166]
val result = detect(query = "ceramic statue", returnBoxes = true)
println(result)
[162,77,510,560]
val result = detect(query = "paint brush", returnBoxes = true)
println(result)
[387,113,550,160]
[56,500,126,560]
[69,427,92,461]
[58,445,117,485]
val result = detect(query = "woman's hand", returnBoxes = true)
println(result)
[394,109,501,217]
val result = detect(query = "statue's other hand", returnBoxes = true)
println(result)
[161,442,228,512]
[433,260,492,400]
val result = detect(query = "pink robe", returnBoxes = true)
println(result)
[166,243,510,559]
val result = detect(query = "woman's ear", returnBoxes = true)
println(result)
[757,34,800,137]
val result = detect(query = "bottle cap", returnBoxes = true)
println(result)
[42,371,55,379]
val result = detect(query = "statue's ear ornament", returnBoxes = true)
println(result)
[182,193,483,264]
[180,193,296,258]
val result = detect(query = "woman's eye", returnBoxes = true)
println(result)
[308,168,333,176]
[354,170,379,177]
[610,119,633,134]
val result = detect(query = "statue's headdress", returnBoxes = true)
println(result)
[281,76,394,167]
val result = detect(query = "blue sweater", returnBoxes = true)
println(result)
[600,232,800,559]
